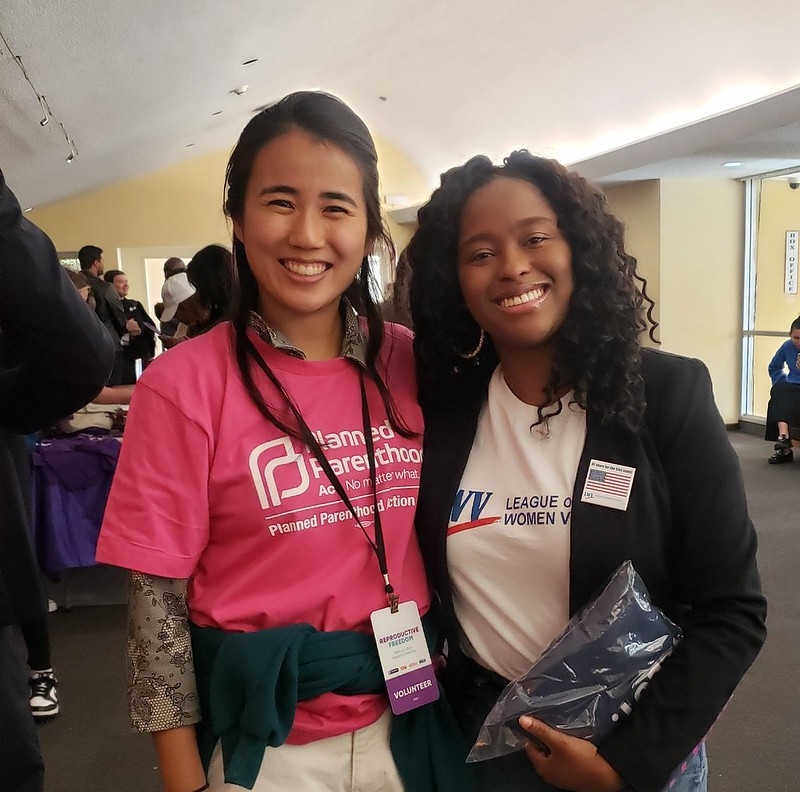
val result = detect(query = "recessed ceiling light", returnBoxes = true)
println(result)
[242,58,258,65]
[232,85,249,96]
[212,111,223,116]
[379,96,388,102]
[722,161,742,168]
[185,143,195,148]
[24,207,33,212]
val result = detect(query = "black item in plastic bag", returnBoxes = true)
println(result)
[467,560,682,762]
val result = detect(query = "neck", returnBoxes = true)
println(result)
[258,300,344,361]
[497,345,563,407]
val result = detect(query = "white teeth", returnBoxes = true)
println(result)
[499,287,545,308]
[283,261,327,276]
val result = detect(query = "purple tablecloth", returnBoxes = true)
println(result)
[31,434,121,575]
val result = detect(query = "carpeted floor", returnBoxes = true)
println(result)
[32,431,799,791]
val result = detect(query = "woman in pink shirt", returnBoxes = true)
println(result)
[97,92,463,792]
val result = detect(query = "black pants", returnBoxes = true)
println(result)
[451,660,562,792]
[0,625,44,792]
[19,616,51,670]
[765,381,800,440]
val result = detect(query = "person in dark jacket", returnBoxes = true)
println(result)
[406,151,767,792]
[78,244,129,384]
[0,169,114,792]
[104,269,157,383]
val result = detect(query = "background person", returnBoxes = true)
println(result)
[159,257,187,337]
[183,244,234,337]
[764,315,800,464]
[156,271,196,348]
[407,151,767,792]
[1,168,114,792]
[104,269,157,383]
[96,92,464,792]
[78,245,131,384]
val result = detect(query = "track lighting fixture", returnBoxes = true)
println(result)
[1,29,78,161]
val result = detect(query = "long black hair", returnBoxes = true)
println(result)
[407,150,658,432]
[186,244,233,335]
[224,90,412,439]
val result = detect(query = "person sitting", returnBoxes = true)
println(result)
[765,315,800,464]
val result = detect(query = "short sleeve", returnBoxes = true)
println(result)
[96,379,212,578]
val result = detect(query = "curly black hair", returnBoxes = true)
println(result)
[407,150,657,432]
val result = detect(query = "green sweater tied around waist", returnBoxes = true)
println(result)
[190,609,474,791]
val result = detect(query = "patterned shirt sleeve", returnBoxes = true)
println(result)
[127,571,201,731]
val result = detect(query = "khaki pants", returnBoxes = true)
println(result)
[207,708,404,791]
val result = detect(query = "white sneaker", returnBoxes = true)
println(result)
[29,670,59,718]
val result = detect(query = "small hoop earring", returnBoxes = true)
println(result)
[460,328,485,359]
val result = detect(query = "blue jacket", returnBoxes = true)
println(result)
[768,338,800,385]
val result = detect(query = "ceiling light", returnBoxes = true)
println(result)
[379,96,388,102]
[722,161,742,168]
[24,207,33,212]
[39,117,49,127]
[212,111,222,116]
[231,85,249,96]
[66,154,74,163]
[242,58,258,65]
[185,143,195,147]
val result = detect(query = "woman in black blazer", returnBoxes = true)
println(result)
[406,152,766,792]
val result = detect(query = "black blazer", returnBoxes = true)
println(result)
[415,349,767,792]
[0,170,114,626]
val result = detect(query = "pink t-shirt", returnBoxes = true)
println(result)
[96,321,429,743]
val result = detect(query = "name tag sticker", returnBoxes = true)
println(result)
[370,600,439,715]
[580,459,636,511]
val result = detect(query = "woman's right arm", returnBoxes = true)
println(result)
[128,571,207,792]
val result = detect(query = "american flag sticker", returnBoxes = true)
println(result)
[580,459,636,511]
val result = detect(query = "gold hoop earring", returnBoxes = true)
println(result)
[460,328,485,359]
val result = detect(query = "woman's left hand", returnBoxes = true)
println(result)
[518,716,625,792]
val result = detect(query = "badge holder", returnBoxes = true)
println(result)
[371,600,439,715]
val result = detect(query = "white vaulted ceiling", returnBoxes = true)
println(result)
[2,0,800,210]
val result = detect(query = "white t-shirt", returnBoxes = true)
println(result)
[447,365,587,680]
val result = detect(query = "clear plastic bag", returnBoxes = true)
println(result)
[467,560,682,762]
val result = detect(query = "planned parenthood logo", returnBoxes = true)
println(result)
[248,437,310,508]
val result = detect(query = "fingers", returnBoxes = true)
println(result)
[518,715,553,757]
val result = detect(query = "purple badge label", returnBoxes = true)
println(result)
[385,664,439,715]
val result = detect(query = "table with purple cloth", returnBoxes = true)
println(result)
[31,434,121,576]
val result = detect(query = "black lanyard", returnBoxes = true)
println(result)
[246,337,398,612]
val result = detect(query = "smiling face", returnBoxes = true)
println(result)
[111,274,129,298]
[232,127,370,336]
[457,176,573,362]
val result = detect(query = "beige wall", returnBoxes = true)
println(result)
[750,180,800,415]
[28,133,429,302]
[659,179,744,422]
[603,180,661,334]
[603,179,745,423]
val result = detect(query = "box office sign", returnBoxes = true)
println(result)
[786,231,798,295]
